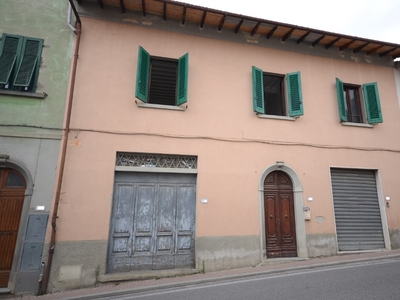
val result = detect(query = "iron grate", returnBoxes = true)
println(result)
[116,152,197,169]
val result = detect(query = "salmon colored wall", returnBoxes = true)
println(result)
[56,17,400,242]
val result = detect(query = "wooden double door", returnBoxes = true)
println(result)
[0,169,26,287]
[108,172,196,273]
[264,171,297,258]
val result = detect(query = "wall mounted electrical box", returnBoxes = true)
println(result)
[303,207,311,220]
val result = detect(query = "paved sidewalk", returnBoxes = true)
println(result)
[5,249,400,300]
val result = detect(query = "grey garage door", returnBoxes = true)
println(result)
[108,172,196,273]
[331,168,385,251]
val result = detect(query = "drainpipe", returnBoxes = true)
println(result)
[40,0,82,294]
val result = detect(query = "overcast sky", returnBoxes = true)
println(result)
[183,0,400,44]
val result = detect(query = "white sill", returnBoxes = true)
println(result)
[0,89,47,99]
[257,114,296,121]
[341,122,374,128]
[136,101,186,111]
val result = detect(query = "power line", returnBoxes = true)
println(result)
[1,124,399,153]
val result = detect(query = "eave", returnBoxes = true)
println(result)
[75,0,400,60]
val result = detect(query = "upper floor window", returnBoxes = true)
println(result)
[335,78,383,124]
[252,66,304,118]
[0,34,43,93]
[135,46,188,107]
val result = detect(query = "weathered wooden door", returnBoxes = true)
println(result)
[0,169,26,287]
[108,172,196,273]
[264,171,297,258]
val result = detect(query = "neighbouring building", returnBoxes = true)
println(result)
[0,0,74,295]
[45,0,400,292]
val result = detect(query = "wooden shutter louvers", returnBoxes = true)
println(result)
[135,46,150,102]
[14,39,40,87]
[252,66,265,113]
[287,71,303,117]
[148,58,177,106]
[335,78,348,122]
[177,53,188,106]
[0,35,20,85]
[363,82,383,124]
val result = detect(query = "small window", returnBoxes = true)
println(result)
[252,66,303,117]
[135,46,188,106]
[336,78,383,124]
[0,33,43,93]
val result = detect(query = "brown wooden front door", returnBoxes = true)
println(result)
[264,171,297,258]
[0,169,26,288]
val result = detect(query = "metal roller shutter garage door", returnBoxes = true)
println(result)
[331,168,384,251]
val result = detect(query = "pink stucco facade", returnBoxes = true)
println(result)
[48,5,400,291]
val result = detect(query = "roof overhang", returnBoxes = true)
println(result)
[75,0,400,60]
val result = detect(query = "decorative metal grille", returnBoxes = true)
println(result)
[116,152,197,169]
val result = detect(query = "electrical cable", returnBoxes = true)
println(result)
[2,123,400,153]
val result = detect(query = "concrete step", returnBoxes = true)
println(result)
[98,268,198,283]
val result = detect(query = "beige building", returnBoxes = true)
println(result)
[45,0,400,292]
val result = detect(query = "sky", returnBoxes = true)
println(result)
[183,0,400,45]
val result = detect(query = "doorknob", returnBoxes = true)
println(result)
[284,215,288,218]
[270,215,273,218]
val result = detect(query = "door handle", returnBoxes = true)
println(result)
[284,215,288,218]
[270,215,273,218]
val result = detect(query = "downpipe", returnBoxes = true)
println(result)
[40,0,82,294]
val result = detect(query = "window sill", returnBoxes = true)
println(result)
[257,114,296,121]
[0,89,47,99]
[136,101,186,111]
[341,122,374,128]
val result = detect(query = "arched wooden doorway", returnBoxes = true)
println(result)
[264,170,297,258]
[0,168,26,288]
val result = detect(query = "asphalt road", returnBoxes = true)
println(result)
[98,258,400,300]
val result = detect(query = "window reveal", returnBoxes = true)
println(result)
[263,74,285,116]
[336,78,382,124]
[252,66,303,117]
[135,46,188,106]
[149,58,177,106]
[344,85,363,123]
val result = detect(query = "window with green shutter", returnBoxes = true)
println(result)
[335,78,382,125]
[0,33,43,93]
[252,66,303,118]
[363,82,383,124]
[135,46,189,107]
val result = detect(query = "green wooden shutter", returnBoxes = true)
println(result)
[287,71,303,117]
[177,52,189,106]
[335,78,347,122]
[363,82,382,124]
[252,66,264,113]
[0,34,22,85]
[14,37,43,91]
[135,46,150,102]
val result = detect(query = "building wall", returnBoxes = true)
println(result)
[50,12,400,291]
[0,0,73,293]
[395,62,400,108]
[391,62,400,249]
[0,0,73,133]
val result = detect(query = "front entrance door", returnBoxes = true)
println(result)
[0,169,26,287]
[108,172,196,273]
[264,171,297,258]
